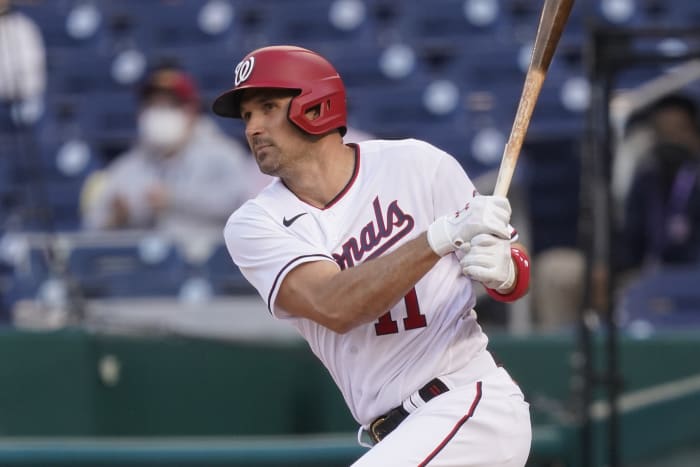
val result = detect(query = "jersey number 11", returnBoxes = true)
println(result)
[374,287,427,336]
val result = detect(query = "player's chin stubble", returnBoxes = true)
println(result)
[254,147,281,176]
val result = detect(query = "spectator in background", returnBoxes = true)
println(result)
[0,0,46,104]
[616,93,700,275]
[611,107,657,225]
[531,93,700,333]
[81,67,253,247]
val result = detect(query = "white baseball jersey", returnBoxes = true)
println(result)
[224,138,493,426]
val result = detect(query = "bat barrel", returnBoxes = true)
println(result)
[492,0,575,197]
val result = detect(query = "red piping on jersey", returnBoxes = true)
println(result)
[324,143,360,209]
[417,381,483,466]
[267,253,335,313]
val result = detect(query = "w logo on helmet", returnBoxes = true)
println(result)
[234,57,255,87]
[213,46,347,136]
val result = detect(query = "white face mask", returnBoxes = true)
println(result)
[138,106,190,151]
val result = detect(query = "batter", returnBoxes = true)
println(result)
[213,45,532,467]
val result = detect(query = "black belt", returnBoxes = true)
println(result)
[369,378,450,444]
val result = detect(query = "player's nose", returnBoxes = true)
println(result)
[244,114,265,140]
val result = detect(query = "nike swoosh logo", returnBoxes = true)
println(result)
[283,212,307,227]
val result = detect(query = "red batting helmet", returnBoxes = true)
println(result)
[212,45,347,136]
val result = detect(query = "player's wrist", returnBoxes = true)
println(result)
[494,255,516,292]
[485,247,530,302]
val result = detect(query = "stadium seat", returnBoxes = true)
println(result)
[169,45,239,102]
[350,80,463,135]
[521,137,581,254]
[66,237,188,298]
[0,132,18,216]
[76,90,138,162]
[41,180,88,232]
[102,0,236,51]
[0,111,103,231]
[400,0,504,41]
[618,265,700,330]
[46,49,121,96]
[1,242,53,310]
[259,0,374,45]
[202,243,254,295]
[457,41,525,89]
[328,47,400,90]
[0,103,15,133]
[17,0,106,50]
[37,135,100,179]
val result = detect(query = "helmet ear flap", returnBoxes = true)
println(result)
[289,85,347,136]
[213,46,347,136]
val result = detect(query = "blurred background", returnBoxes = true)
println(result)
[0,0,699,466]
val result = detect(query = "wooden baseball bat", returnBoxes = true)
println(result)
[493,0,575,197]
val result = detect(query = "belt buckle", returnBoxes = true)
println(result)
[367,379,448,445]
[369,415,387,444]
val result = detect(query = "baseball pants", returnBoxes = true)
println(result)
[352,366,532,466]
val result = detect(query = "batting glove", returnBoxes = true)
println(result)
[427,196,511,256]
[459,233,515,291]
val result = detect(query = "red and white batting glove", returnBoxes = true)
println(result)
[459,233,515,291]
[427,196,511,257]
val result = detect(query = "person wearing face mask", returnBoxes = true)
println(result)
[81,67,254,247]
[530,94,700,332]
[616,93,700,273]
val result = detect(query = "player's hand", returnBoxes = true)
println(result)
[459,233,515,291]
[427,196,511,256]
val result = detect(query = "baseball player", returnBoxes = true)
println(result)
[213,45,532,466]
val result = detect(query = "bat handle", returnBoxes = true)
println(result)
[493,144,517,197]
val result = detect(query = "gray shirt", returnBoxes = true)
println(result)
[83,116,253,245]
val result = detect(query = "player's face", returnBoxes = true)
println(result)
[240,88,309,176]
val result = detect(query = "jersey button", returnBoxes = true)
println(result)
[349,345,358,355]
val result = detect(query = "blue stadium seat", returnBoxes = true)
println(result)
[202,243,254,295]
[0,111,103,231]
[0,130,20,188]
[521,137,581,253]
[30,117,104,230]
[42,180,88,232]
[0,153,12,192]
[17,0,106,50]
[259,0,374,45]
[103,0,236,51]
[46,49,120,96]
[349,80,463,137]
[457,41,525,89]
[502,0,585,37]
[400,0,504,41]
[66,237,188,298]
[327,48,397,90]
[38,135,101,180]
[619,265,700,330]
[1,243,53,311]
[0,103,15,132]
[82,90,137,136]
[169,45,238,100]
[76,90,138,161]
